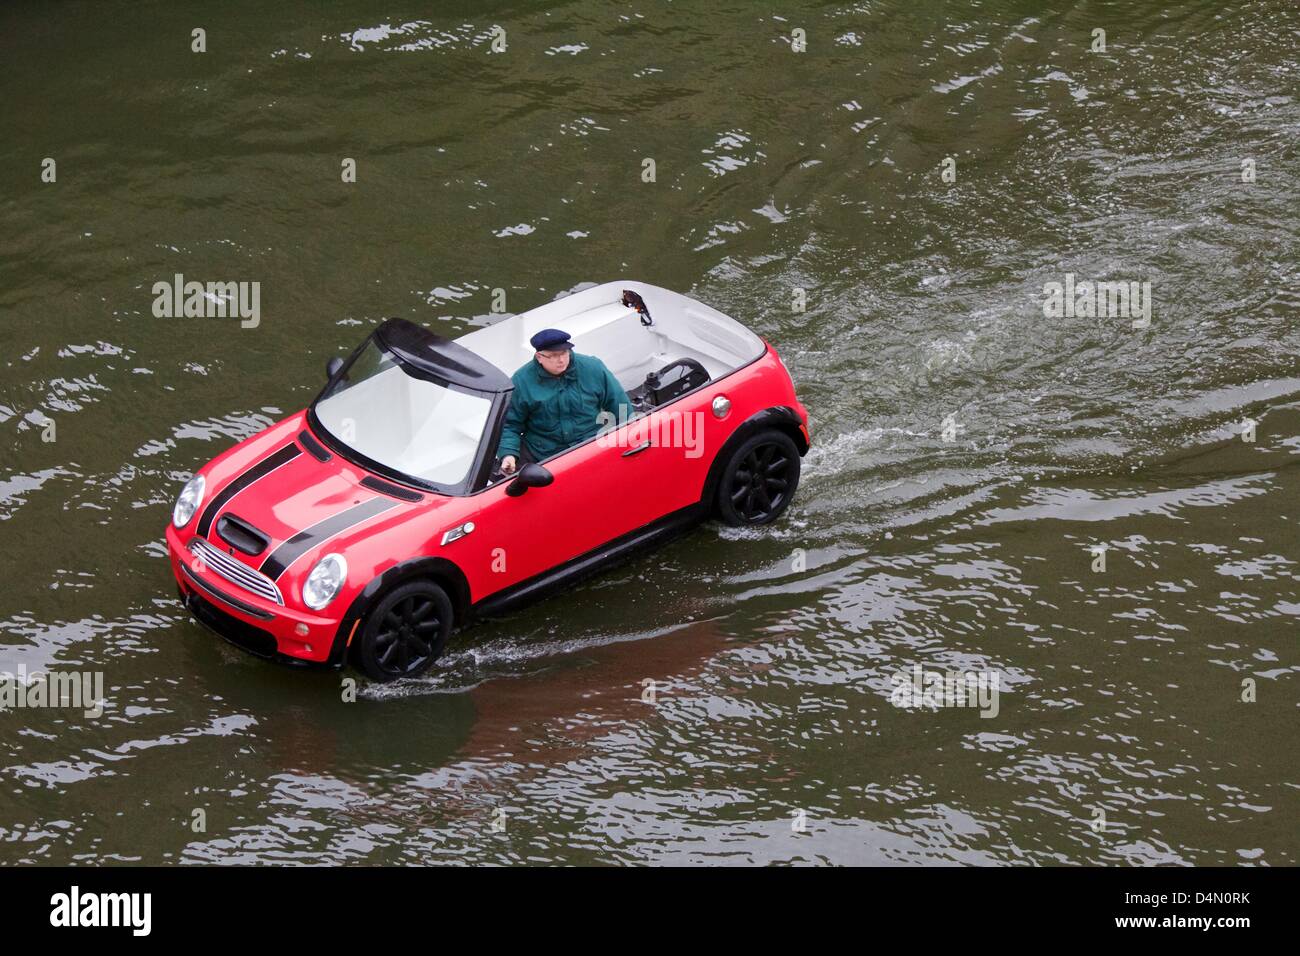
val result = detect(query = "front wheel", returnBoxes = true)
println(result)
[352,580,454,682]
[715,429,801,526]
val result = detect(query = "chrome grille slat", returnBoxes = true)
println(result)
[188,538,284,606]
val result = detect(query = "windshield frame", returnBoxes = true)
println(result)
[307,331,509,497]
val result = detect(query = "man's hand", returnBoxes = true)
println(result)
[500,456,517,475]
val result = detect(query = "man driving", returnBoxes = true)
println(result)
[497,328,632,475]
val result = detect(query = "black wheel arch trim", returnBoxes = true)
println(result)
[327,556,472,668]
[701,406,807,508]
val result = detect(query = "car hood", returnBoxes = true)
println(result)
[193,415,448,590]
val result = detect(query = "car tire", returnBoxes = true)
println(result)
[715,429,801,526]
[352,580,454,682]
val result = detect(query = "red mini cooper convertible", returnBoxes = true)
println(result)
[166,281,810,681]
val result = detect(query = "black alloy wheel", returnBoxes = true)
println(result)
[716,429,801,526]
[353,580,454,681]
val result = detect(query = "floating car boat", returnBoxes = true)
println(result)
[166,281,811,680]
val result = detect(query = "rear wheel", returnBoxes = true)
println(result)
[715,429,801,526]
[353,580,453,682]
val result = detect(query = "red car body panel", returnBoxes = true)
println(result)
[167,338,808,669]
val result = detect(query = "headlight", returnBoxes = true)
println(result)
[302,553,348,611]
[172,475,205,528]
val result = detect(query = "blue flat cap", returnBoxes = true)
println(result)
[530,328,573,351]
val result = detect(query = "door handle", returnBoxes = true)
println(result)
[622,440,651,457]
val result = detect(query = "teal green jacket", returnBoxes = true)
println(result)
[497,352,632,461]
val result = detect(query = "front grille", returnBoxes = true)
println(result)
[189,537,284,606]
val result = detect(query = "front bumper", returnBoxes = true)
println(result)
[166,524,350,668]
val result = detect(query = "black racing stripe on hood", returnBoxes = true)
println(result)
[259,497,399,582]
[197,443,302,538]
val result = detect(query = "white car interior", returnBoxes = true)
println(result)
[456,281,767,393]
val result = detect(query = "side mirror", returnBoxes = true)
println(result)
[326,357,344,380]
[506,462,553,497]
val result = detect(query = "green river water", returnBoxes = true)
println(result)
[0,1,1296,865]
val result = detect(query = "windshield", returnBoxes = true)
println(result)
[314,340,492,488]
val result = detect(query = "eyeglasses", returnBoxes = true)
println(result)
[537,350,569,360]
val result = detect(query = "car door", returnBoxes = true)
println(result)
[449,408,696,604]
[616,388,718,518]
